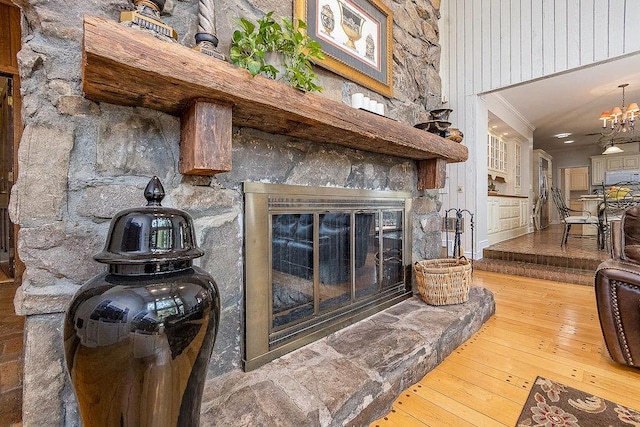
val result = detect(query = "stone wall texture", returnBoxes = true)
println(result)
[10,0,444,425]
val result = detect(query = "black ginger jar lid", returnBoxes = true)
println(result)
[94,176,204,268]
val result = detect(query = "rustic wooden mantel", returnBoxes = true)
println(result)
[82,16,468,189]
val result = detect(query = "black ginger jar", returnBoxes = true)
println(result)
[63,177,220,427]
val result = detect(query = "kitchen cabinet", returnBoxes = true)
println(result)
[591,153,640,185]
[519,199,529,227]
[591,157,605,185]
[487,198,500,234]
[606,154,640,170]
[515,142,522,189]
[569,167,589,191]
[487,195,530,244]
[487,134,507,179]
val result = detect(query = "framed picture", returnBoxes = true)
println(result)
[295,0,393,97]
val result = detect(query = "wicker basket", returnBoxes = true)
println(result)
[413,257,471,306]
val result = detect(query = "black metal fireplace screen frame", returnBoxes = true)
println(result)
[243,182,413,370]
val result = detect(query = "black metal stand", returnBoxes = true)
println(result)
[444,208,474,270]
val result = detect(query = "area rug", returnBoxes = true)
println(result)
[516,376,640,426]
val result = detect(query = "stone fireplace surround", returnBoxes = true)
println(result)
[7,1,493,425]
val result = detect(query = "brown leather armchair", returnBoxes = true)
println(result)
[595,206,640,368]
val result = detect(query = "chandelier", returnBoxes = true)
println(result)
[599,83,639,137]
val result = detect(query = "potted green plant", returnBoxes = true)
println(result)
[229,12,324,92]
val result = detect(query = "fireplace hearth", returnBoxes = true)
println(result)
[244,182,413,370]
[199,288,496,426]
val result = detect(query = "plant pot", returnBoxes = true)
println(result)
[264,51,286,79]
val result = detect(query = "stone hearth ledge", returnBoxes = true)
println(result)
[199,287,495,426]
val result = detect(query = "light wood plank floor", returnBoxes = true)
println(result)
[370,270,640,426]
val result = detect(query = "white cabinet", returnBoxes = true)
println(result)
[514,142,522,189]
[591,157,605,185]
[487,198,500,234]
[487,134,507,179]
[487,196,529,244]
[592,153,640,185]
[519,199,529,227]
[606,154,640,170]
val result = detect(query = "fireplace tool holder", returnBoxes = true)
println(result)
[443,207,474,268]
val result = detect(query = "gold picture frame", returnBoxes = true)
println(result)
[295,0,393,97]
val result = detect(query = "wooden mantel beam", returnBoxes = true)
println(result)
[82,16,468,189]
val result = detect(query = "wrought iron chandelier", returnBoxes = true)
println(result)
[599,83,639,138]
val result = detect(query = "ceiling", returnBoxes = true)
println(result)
[486,53,640,153]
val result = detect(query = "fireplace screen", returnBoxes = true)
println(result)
[244,182,412,370]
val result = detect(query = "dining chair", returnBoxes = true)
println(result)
[550,187,600,247]
[598,181,640,254]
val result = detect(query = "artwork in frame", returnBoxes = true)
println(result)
[295,0,393,97]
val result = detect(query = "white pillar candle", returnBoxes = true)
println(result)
[351,93,364,109]
[362,97,370,110]
[369,100,377,112]
[376,103,385,116]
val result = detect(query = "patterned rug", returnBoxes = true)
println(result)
[516,377,640,426]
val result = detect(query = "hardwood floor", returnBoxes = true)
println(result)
[3,256,640,426]
[370,270,640,426]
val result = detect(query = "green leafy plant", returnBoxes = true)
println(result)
[229,12,324,92]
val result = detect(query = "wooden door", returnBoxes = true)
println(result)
[0,2,22,280]
[0,77,14,277]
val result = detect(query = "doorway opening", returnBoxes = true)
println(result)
[0,74,15,279]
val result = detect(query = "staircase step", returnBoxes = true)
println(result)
[482,248,602,270]
[472,258,595,286]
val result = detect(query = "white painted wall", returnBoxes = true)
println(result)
[439,0,640,257]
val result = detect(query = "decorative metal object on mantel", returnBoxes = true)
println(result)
[446,128,464,143]
[120,0,178,41]
[63,176,220,427]
[193,0,226,60]
[414,108,456,138]
[599,83,639,138]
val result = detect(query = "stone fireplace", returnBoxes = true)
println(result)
[243,182,413,369]
[7,1,484,426]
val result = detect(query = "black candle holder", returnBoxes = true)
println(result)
[193,32,226,60]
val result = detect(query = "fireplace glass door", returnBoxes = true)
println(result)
[244,183,412,370]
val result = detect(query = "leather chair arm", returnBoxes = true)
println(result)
[595,260,640,367]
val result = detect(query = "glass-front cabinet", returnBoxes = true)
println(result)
[487,134,507,176]
[514,142,522,189]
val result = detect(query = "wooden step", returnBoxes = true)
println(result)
[482,248,602,270]
[472,259,594,286]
